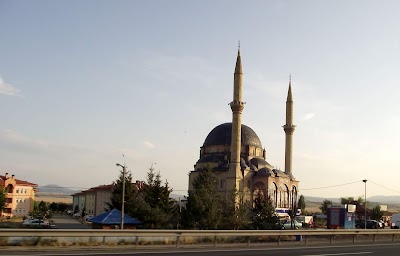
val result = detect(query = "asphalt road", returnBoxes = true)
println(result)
[2,243,400,256]
[51,214,90,229]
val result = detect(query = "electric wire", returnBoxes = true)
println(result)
[368,180,400,195]
[33,180,400,195]
[299,180,361,191]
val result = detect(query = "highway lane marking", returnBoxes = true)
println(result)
[6,243,397,255]
[0,251,375,256]
[301,252,372,256]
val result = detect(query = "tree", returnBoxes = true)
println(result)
[31,201,49,219]
[182,166,223,229]
[57,202,69,213]
[340,197,355,205]
[221,190,251,230]
[107,168,141,218]
[38,201,47,212]
[340,196,363,205]
[33,201,39,211]
[108,164,177,228]
[0,187,6,212]
[49,202,58,212]
[140,165,177,228]
[319,199,332,215]
[298,195,306,214]
[251,193,280,230]
[371,205,384,220]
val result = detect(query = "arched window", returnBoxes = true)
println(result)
[291,185,298,210]
[282,184,289,208]
[253,181,267,203]
[6,184,13,193]
[272,182,278,207]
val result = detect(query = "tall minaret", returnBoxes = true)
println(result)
[283,77,296,175]
[228,50,245,192]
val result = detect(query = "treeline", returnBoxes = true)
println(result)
[108,165,282,230]
[319,197,384,220]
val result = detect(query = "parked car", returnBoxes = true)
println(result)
[73,212,81,217]
[355,220,383,229]
[21,219,50,228]
[280,220,302,230]
[83,215,94,223]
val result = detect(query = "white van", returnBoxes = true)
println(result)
[391,213,400,229]
[295,215,314,227]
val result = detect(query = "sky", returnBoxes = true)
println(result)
[1,0,400,199]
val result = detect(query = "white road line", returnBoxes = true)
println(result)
[0,251,375,256]
[301,253,373,256]
[6,243,396,256]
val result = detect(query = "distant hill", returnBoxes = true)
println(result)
[304,196,340,203]
[304,195,400,205]
[37,184,78,195]
[368,195,400,204]
[303,195,400,213]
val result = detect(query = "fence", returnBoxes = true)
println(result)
[1,229,400,247]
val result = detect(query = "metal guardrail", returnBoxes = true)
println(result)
[1,229,400,247]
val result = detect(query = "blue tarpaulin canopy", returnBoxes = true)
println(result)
[89,209,142,225]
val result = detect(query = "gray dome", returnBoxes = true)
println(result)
[203,123,263,148]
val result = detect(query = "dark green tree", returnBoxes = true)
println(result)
[0,187,6,212]
[140,165,177,228]
[38,201,47,212]
[49,202,58,212]
[298,195,306,214]
[371,205,384,220]
[107,168,140,218]
[81,207,86,218]
[108,164,177,228]
[319,199,332,214]
[221,190,251,230]
[340,196,363,205]
[182,166,223,229]
[251,193,280,230]
[30,201,48,219]
[57,202,69,213]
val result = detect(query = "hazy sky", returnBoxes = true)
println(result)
[1,0,400,199]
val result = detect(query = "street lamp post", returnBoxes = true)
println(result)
[363,179,367,229]
[116,163,126,229]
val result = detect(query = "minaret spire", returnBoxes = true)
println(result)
[229,49,245,193]
[284,76,295,175]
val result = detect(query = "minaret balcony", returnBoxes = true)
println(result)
[283,124,296,134]
[230,100,245,112]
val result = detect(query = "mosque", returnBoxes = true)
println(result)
[188,50,299,211]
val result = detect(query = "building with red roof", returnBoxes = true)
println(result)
[0,172,37,217]
[72,184,113,216]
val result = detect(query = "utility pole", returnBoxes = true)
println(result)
[363,179,367,229]
[116,163,126,229]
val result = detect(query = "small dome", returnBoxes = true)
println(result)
[203,123,263,148]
